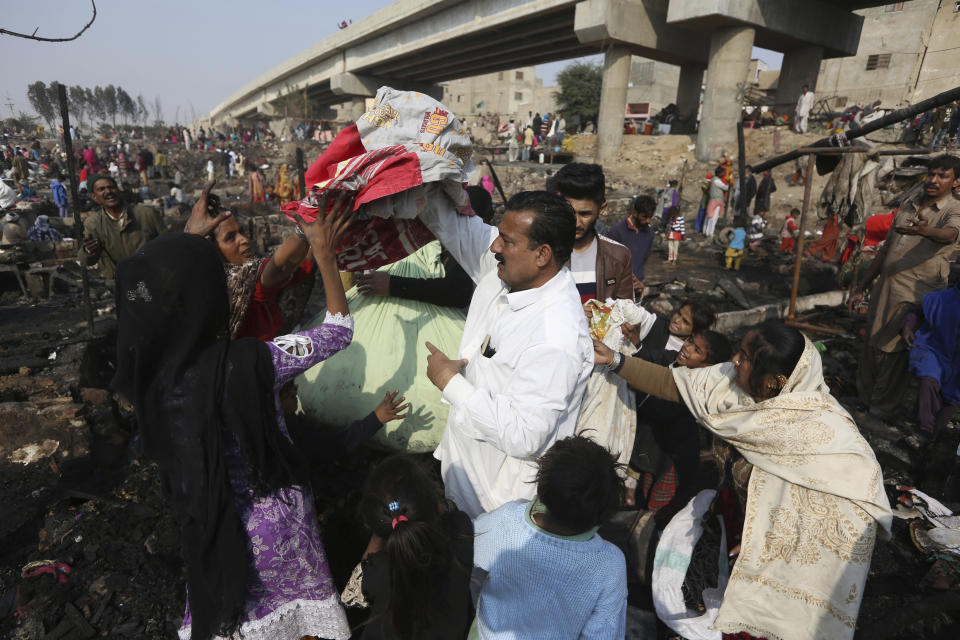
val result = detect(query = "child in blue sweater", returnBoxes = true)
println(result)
[470,436,627,639]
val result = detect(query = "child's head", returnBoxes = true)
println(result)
[669,299,716,338]
[668,179,678,188]
[536,436,623,533]
[677,330,732,369]
[732,320,805,401]
[664,205,680,220]
[359,455,451,638]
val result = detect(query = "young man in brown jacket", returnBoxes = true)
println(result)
[549,163,634,303]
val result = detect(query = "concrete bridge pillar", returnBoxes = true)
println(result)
[349,97,367,121]
[674,65,705,134]
[596,44,632,166]
[775,45,823,111]
[696,26,755,162]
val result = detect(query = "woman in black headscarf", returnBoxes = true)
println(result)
[113,193,356,640]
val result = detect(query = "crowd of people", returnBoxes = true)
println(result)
[2,98,959,638]
[89,142,960,640]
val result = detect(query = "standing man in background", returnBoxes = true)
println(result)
[795,84,815,134]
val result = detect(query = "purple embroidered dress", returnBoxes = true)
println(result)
[179,312,354,640]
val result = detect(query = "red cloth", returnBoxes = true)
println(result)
[840,236,859,265]
[779,237,795,253]
[236,258,315,341]
[641,468,677,512]
[863,210,895,248]
[805,215,840,261]
[284,124,437,272]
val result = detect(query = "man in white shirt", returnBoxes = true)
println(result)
[795,85,815,134]
[421,191,594,518]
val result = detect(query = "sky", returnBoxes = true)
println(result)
[2,0,782,124]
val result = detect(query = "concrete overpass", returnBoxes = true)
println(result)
[206,0,899,162]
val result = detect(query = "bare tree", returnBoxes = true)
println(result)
[136,94,149,126]
[151,95,164,127]
[1,1,96,42]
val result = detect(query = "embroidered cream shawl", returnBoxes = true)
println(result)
[672,339,892,640]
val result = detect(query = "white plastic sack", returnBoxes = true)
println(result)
[297,241,465,452]
[576,299,649,466]
[652,489,728,640]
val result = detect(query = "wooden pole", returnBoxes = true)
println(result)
[788,153,816,320]
[56,83,95,339]
[484,159,508,205]
[751,84,960,174]
[295,147,306,197]
[735,121,747,225]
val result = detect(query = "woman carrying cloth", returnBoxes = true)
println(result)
[595,320,891,640]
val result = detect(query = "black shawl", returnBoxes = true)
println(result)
[112,233,305,640]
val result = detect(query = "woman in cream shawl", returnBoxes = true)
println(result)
[595,320,891,640]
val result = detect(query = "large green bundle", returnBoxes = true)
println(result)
[297,241,465,452]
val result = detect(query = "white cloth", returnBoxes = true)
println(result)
[652,490,727,640]
[578,298,647,469]
[418,207,593,518]
[672,339,892,640]
[0,180,16,209]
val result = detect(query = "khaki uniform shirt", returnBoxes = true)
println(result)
[83,204,166,278]
[868,193,960,352]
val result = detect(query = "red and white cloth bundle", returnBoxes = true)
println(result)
[283,86,475,271]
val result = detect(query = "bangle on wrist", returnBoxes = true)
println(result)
[611,351,625,374]
[294,224,308,242]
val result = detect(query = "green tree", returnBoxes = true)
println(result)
[116,86,135,125]
[102,84,118,126]
[554,61,602,132]
[69,85,88,127]
[90,86,108,123]
[46,81,65,122]
[27,81,56,126]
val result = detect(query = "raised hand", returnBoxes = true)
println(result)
[297,190,355,261]
[374,389,410,423]
[184,180,230,237]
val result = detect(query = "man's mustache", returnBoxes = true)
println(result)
[495,253,505,264]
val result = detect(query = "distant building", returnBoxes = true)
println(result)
[442,66,557,123]
[441,57,683,125]
[626,58,680,116]
[817,0,960,110]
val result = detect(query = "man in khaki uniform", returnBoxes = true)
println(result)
[82,175,166,278]
[850,155,960,421]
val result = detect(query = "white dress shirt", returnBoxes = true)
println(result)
[419,206,594,518]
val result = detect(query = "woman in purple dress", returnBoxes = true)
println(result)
[113,193,356,640]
